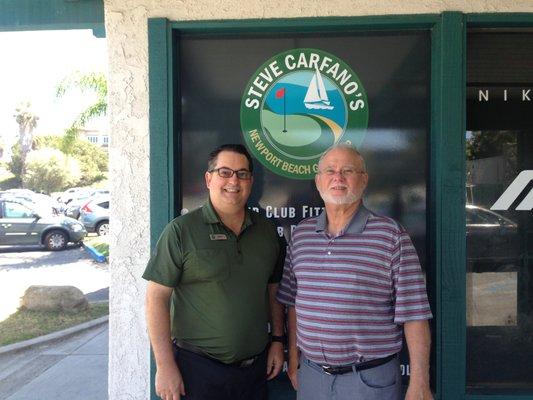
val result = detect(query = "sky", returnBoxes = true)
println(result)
[0,29,108,148]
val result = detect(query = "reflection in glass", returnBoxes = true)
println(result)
[466,30,533,393]
[466,130,533,393]
[179,32,431,395]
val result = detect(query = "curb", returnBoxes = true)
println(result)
[82,242,107,263]
[0,315,109,356]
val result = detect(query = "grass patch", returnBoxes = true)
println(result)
[84,235,109,257]
[0,302,108,347]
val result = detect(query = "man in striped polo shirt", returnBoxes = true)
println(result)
[277,144,433,400]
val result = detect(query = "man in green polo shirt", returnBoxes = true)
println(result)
[143,144,286,400]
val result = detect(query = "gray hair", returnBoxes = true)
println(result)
[317,143,367,173]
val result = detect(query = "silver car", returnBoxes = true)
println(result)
[79,196,109,236]
[0,198,87,250]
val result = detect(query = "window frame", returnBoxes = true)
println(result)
[148,12,465,400]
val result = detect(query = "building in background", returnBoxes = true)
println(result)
[79,128,109,150]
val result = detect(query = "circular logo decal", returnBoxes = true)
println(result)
[240,48,368,180]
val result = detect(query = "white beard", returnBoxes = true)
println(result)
[319,189,362,205]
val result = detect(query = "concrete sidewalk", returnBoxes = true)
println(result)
[0,322,108,400]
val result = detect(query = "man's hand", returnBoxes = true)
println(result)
[146,282,185,400]
[405,381,433,400]
[266,342,284,380]
[155,363,186,400]
[287,356,298,390]
[404,320,432,400]
[286,306,299,390]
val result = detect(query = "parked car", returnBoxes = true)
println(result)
[56,187,87,204]
[0,192,57,216]
[466,204,521,268]
[0,198,87,250]
[59,188,109,205]
[64,202,82,219]
[0,189,64,215]
[79,196,109,236]
[63,190,111,220]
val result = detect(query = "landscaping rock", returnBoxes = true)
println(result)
[20,285,88,313]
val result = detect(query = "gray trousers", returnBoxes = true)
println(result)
[297,355,401,400]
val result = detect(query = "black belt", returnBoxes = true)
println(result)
[316,354,396,375]
[172,339,261,368]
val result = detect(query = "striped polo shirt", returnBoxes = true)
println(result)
[276,204,432,366]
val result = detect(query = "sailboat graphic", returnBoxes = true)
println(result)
[304,67,334,110]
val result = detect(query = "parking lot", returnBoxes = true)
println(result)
[0,244,109,321]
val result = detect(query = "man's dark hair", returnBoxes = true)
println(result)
[207,144,254,173]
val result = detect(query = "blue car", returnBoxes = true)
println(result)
[79,196,110,236]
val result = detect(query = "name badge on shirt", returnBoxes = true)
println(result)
[210,234,228,241]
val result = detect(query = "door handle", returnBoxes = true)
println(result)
[1,223,12,228]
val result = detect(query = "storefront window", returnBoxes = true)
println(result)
[178,31,430,396]
[466,30,533,394]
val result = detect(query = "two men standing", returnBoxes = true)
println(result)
[144,142,432,400]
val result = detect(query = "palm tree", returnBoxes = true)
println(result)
[55,72,107,154]
[13,102,39,173]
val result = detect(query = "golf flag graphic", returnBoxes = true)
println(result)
[276,87,287,132]
[240,48,369,179]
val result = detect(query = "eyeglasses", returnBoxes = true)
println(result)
[319,167,366,178]
[209,167,252,180]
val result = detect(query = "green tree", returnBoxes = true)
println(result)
[466,130,517,160]
[34,135,108,186]
[55,72,107,154]
[7,143,23,183]
[13,102,39,177]
[22,148,81,194]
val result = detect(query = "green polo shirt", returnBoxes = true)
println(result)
[143,200,285,363]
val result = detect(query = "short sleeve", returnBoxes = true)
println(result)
[276,239,297,307]
[142,221,183,287]
[392,230,433,324]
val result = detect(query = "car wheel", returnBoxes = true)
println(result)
[96,221,109,236]
[44,230,68,251]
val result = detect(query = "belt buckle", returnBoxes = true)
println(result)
[321,365,334,375]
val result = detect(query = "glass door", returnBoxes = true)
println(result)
[466,29,533,395]
[178,29,432,399]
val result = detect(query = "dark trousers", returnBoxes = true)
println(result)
[174,347,268,400]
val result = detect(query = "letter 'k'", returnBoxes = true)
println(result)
[491,170,533,211]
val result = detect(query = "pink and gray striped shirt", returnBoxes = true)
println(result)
[276,205,432,366]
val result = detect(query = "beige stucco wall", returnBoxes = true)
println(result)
[103,1,533,398]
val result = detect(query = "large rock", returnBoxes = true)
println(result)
[21,285,88,313]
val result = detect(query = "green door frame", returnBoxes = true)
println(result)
[456,12,533,400]
[148,12,460,400]
[147,11,533,400]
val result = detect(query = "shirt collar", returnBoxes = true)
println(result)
[315,203,371,235]
[201,198,253,230]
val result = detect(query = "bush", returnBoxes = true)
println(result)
[34,136,108,186]
[7,143,24,181]
[22,148,81,194]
